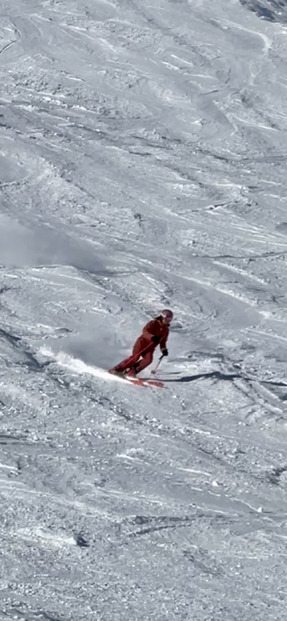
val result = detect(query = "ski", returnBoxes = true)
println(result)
[126,376,164,388]
[108,371,164,388]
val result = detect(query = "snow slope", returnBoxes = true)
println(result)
[1,0,287,619]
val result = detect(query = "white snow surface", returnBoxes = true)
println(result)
[1,0,287,619]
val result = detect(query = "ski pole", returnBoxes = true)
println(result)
[151,354,164,375]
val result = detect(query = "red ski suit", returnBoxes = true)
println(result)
[132,316,169,373]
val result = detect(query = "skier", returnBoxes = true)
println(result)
[110,309,173,377]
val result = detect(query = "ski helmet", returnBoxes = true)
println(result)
[160,309,173,322]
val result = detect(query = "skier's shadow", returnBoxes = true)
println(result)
[163,371,240,383]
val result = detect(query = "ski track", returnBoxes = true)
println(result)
[1,0,287,619]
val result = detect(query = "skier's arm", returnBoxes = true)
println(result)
[142,320,160,341]
[160,337,167,351]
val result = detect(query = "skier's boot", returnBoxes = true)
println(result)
[125,363,139,378]
[109,367,124,376]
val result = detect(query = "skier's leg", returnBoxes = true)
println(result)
[110,353,137,373]
[133,350,153,374]
[110,337,149,374]
[132,336,147,357]
[125,339,154,376]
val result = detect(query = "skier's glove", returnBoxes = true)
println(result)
[161,349,168,356]
[151,336,161,344]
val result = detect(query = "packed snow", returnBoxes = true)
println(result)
[1,0,287,619]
